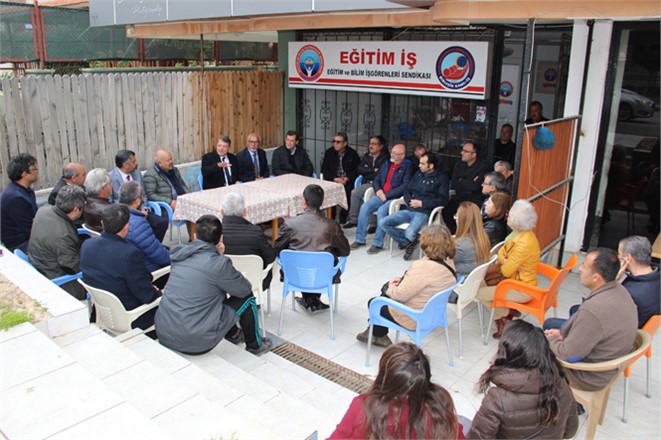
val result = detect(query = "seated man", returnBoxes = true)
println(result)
[236,133,270,182]
[80,204,162,330]
[275,184,350,311]
[271,130,314,177]
[493,123,516,167]
[350,144,414,254]
[221,192,275,291]
[617,236,660,328]
[1,153,39,252]
[320,132,361,224]
[380,152,449,260]
[29,185,87,300]
[545,248,638,391]
[494,160,514,194]
[144,149,191,210]
[119,181,171,274]
[201,136,238,189]
[343,135,390,229]
[155,215,272,356]
[48,162,86,205]
[480,171,507,214]
[83,168,113,232]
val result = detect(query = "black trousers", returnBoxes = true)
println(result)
[225,295,261,349]
[367,294,398,337]
[147,211,169,242]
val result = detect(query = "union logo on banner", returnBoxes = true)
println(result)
[435,46,475,90]
[295,45,324,82]
[499,81,514,97]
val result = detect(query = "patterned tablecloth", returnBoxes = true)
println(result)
[172,174,348,224]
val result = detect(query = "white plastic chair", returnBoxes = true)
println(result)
[446,256,496,359]
[81,223,101,237]
[386,196,444,258]
[226,254,274,338]
[490,240,505,258]
[77,279,162,335]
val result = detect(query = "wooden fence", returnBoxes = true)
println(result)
[0,70,283,190]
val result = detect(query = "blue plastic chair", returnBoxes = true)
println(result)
[354,175,363,189]
[77,227,95,239]
[277,250,344,340]
[148,201,186,243]
[13,249,83,286]
[365,277,463,367]
[312,172,318,179]
[197,174,204,191]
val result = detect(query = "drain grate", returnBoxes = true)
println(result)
[272,342,374,395]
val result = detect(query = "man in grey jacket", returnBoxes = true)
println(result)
[155,215,272,356]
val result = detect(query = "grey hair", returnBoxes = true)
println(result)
[85,168,111,196]
[119,181,144,205]
[62,163,81,179]
[55,185,86,214]
[222,192,245,216]
[508,199,537,232]
[619,236,652,266]
[494,160,513,171]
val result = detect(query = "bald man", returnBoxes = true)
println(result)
[48,162,87,205]
[143,149,191,210]
[236,132,270,182]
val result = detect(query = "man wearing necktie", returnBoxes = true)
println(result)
[237,133,270,183]
[201,135,238,190]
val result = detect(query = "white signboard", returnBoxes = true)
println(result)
[288,41,490,100]
[497,64,521,135]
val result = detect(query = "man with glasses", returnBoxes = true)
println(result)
[237,132,270,182]
[1,153,39,252]
[350,144,414,254]
[441,141,489,233]
[321,132,360,224]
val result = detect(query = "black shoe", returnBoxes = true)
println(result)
[397,242,407,250]
[576,403,585,415]
[246,338,273,356]
[342,222,357,229]
[404,241,417,260]
[310,299,330,313]
[367,226,377,234]
[295,296,311,311]
[225,328,245,345]
[350,241,366,249]
[367,245,384,255]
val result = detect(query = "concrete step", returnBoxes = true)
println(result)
[2,323,170,440]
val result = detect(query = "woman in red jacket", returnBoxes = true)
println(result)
[329,342,464,439]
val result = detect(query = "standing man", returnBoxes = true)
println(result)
[80,204,162,331]
[1,153,39,252]
[343,135,390,229]
[201,136,238,189]
[28,185,87,300]
[144,149,191,211]
[275,184,350,312]
[109,149,168,242]
[237,133,270,182]
[321,132,361,224]
[442,141,489,233]
[155,215,272,356]
[545,248,638,391]
[48,162,87,205]
[494,160,514,194]
[271,130,314,177]
[350,144,414,254]
[617,236,660,329]
[493,124,516,167]
[525,101,550,125]
[83,168,113,232]
[221,192,275,291]
[380,152,449,260]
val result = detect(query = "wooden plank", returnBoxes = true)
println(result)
[39,75,63,188]
[92,74,108,170]
[61,76,78,163]
[100,74,117,160]
[12,77,29,155]
[121,74,137,159]
[133,73,146,163]
[152,73,162,164]
[114,73,126,152]
[84,75,101,169]
[53,75,70,163]
[182,72,194,161]
[0,87,9,190]
[164,72,174,153]
[175,72,184,161]
[143,73,156,156]
[2,78,20,160]
[71,75,93,170]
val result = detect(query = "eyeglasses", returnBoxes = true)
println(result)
[248,140,259,143]
[481,181,492,186]
[29,166,39,172]
[461,149,475,154]
[333,140,344,144]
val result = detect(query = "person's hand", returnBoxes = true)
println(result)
[141,209,149,218]
[333,177,344,184]
[216,240,225,255]
[170,200,176,210]
[376,190,387,202]
[218,161,231,168]
[389,277,401,286]
[617,255,629,280]
[409,199,422,209]
[544,329,563,341]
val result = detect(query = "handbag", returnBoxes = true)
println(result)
[484,262,506,286]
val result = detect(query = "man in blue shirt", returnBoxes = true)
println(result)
[1,153,39,252]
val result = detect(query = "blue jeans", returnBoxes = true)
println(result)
[542,304,579,330]
[379,210,430,246]
[356,197,392,246]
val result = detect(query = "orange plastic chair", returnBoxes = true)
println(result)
[484,254,578,344]
[622,314,661,422]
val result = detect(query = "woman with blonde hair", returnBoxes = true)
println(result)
[330,342,464,439]
[356,224,458,347]
[454,201,491,278]
[477,199,540,339]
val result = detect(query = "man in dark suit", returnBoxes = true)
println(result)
[236,133,270,182]
[201,135,238,189]
[221,192,275,291]
[48,162,86,206]
[320,132,360,224]
[80,204,161,330]
[271,130,314,177]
